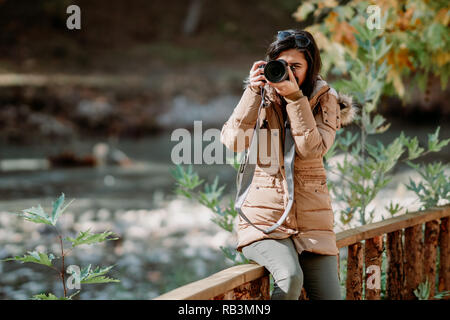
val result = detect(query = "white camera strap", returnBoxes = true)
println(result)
[234,87,295,234]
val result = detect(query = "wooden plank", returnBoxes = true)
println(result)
[212,275,270,300]
[423,220,439,299]
[364,235,384,300]
[386,230,404,299]
[336,205,450,249]
[403,224,423,299]
[346,242,363,300]
[154,263,267,300]
[438,217,450,299]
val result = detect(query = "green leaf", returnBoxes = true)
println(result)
[414,279,431,300]
[19,204,53,225]
[81,276,120,284]
[32,293,70,300]
[198,176,226,209]
[80,265,120,284]
[227,152,244,171]
[3,251,56,267]
[51,193,75,225]
[18,194,75,226]
[68,290,81,299]
[170,164,204,191]
[220,246,250,265]
[385,200,404,217]
[65,229,119,248]
[433,290,450,300]
[404,136,425,160]
[427,126,450,153]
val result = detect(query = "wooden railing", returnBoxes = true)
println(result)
[154,204,450,300]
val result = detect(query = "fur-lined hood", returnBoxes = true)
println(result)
[243,74,358,127]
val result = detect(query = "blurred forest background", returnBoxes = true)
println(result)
[0,0,448,299]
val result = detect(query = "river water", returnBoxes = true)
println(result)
[0,118,448,299]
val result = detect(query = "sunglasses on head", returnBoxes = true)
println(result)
[277,30,311,48]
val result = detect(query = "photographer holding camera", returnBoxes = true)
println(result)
[221,29,357,300]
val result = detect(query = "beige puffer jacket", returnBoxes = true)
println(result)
[221,75,357,256]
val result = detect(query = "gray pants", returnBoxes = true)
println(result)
[242,237,342,300]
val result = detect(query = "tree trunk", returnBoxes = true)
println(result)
[182,0,203,36]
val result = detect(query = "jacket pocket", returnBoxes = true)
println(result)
[294,166,328,189]
[294,167,332,213]
[294,183,333,217]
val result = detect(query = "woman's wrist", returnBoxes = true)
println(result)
[284,89,304,103]
[249,85,262,95]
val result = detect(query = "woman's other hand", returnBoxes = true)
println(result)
[267,66,300,97]
[248,60,267,94]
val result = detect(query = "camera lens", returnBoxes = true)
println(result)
[264,59,288,83]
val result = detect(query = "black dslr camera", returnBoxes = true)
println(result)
[259,59,292,83]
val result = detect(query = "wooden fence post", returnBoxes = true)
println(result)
[423,220,440,298]
[386,230,404,299]
[346,242,363,300]
[438,217,450,299]
[364,235,384,299]
[404,224,423,299]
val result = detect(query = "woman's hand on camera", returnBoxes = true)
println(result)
[267,66,300,97]
[248,61,267,93]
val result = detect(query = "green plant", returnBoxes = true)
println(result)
[2,193,120,300]
[171,164,249,265]
[405,161,450,210]
[413,278,450,300]
[321,18,450,226]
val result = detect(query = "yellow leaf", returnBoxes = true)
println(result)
[312,30,331,51]
[323,0,339,8]
[433,50,450,67]
[387,69,405,97]
[332,21,357,53]
[387,48,414,71]
[375,0,398,14]
[376,123,391,134]
[292,3,315,21]
[395,7,414,31]
[325,11,338,30]
[434,8,449,25]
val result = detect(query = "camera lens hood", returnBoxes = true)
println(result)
[264,59,288,83]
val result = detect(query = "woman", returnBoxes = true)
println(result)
[220,29,357,300]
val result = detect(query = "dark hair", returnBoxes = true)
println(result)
[265,29,322,99]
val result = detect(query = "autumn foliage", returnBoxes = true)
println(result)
[292,0,449,98]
